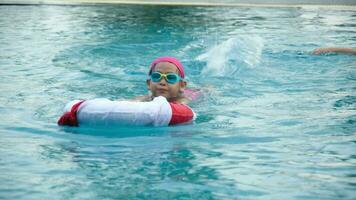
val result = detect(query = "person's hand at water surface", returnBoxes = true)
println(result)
[312,47,356,55]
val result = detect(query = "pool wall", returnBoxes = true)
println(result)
[1,0,356,6]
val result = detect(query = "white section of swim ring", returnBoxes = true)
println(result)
[64,96,172,127]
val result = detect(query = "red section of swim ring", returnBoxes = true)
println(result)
[169,102,194,125]
[57,101,85,127]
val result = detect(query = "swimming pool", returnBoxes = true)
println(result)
[0,4,355,199]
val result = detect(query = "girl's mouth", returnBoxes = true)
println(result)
[156,89,167,93]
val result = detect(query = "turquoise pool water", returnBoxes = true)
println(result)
[0,4,355,199]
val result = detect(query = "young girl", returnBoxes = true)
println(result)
[58,56,198,127]
[135,56,194,104]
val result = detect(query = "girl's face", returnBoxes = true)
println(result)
[147,62,186,101]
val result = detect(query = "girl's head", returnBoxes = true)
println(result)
[147,57,187,101]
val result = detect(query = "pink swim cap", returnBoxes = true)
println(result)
[149,57,185,79]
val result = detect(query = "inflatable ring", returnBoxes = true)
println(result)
[58,96,196,127]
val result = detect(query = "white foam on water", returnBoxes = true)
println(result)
[197,36,264,77]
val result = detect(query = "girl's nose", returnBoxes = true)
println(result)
[159,77,167,85]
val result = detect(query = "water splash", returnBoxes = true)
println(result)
[197,36,264,77]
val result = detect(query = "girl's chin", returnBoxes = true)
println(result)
[154,91,169,97]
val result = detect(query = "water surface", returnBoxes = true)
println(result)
[0,4,355,200]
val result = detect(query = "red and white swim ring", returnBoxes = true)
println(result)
[58,96,196,127]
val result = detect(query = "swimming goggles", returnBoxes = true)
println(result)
[150,72,182,84]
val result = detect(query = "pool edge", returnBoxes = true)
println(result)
[1,0,356,9]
